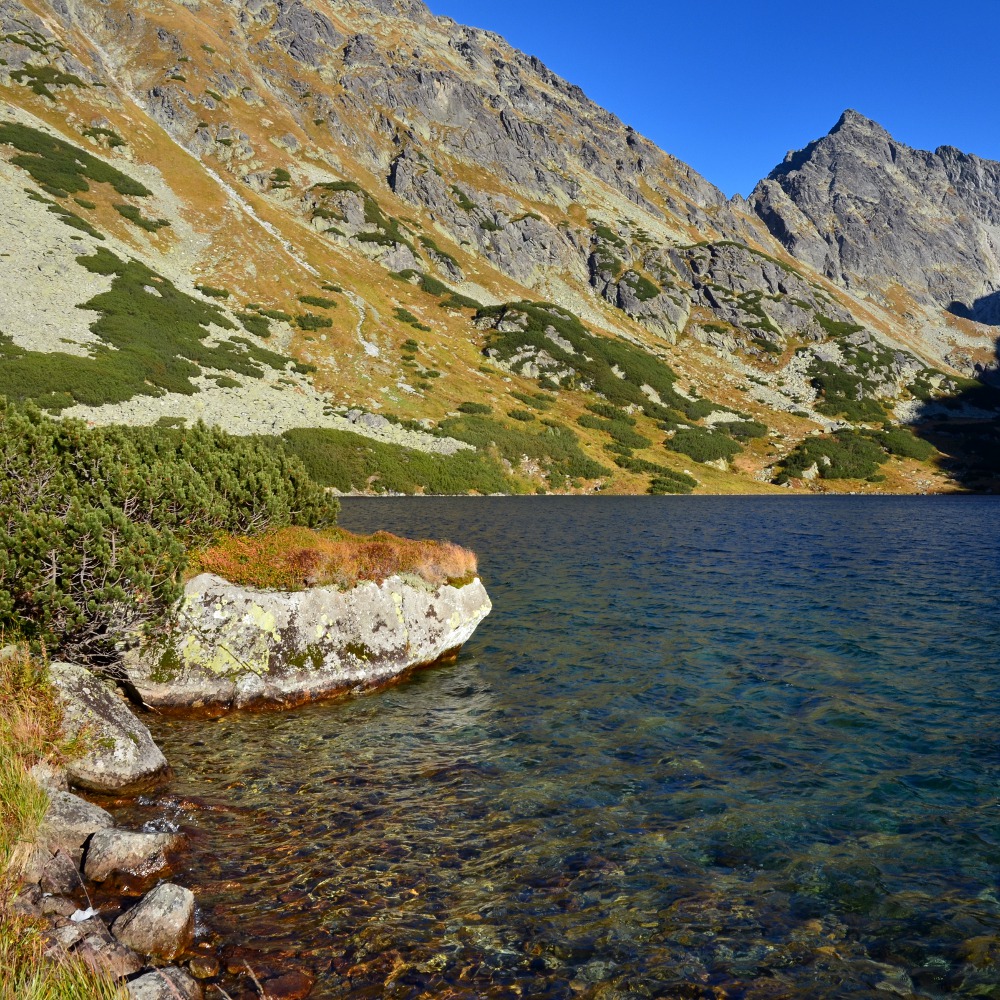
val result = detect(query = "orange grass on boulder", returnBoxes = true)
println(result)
[190,526,479,592]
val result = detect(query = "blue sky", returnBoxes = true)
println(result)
[427,0,1000,197]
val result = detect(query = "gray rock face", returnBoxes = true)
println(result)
[48,661,169,793]
[124,573,492,711]
[751,109,1000,322]
[40,790,114,853]
[83,829,180,882]
[112,883,195,960]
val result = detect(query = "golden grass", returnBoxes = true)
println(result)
[191,526,479,591]
[0,647,127,999]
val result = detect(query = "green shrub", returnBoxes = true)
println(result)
[114,203,170,232]
[667,427,742,463]
[623,271,660,302]
[586,402,634,423]
[0,122,149,196]
[577,413,651,449]
[10,64,87,100]
[295,312,333,331]
[195,283,229,298]
[82,126,125,148]
[509,409,535,422]
[418,235,459,270]
[780,431,887,480]
[282,427,519,495]
[437,413,609,486]
[810,360,887,421]
[451,186,477,212]
[236,312,271,338]
[874,427,935,461]
[0,403,337,663]
[0,249,290,408]
[458,402,492,415]
[815,314,864,338]
[648,474,697,495]
[394,307,431,332]
[441,292,483,310]
[720,420,768,441]
[298,294,336,309]
[259,308,294,323]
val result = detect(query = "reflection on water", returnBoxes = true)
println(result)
[115,498,1000,998]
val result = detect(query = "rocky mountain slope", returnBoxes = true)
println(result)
[0,0,996,494]
[751,109,1000,378]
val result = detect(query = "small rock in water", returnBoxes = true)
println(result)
[262,970,316,1000]
[112,882,195,960]
[187,954,220,979]
[84,829,180,882]
[128,966,203,1000]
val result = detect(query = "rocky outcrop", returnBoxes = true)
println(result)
[751,109,1000,323]
[125,573,492,711]
[49,661,169,793]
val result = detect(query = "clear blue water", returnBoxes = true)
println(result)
[117,497,1000,999]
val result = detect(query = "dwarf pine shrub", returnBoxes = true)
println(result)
[0,402,338,665]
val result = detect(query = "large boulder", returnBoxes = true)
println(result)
[48,661,169,793]
[112,882,195,960]
[124,573,492,711]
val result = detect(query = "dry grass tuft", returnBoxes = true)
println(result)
[191,526,479,592]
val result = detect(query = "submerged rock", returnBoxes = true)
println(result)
[49,661,169,792]
[125,573,492,711]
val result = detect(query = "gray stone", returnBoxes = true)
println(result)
[128,967,203,1000]
[40,790,114,854]
[84,829,180,882]
[112,883,195,960]
[49,661,169,793]
[40,849,83,895]
[124,574,492,711]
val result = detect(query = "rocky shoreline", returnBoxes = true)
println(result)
[7,572,492,999]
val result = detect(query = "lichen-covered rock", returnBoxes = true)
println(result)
[124,574,492,711]
[48,661,169,793]
[128,966,203,1000]
[83,829,180,882]
[40,790,114,854]
[112,883,195,960]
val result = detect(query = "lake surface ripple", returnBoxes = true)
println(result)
[119,497,1000,999]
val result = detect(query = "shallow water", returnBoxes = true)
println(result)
[117,497,1000,998]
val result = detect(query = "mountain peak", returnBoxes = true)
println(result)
[830,108,890,139]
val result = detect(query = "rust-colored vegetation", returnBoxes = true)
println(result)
[191,526,479,591]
